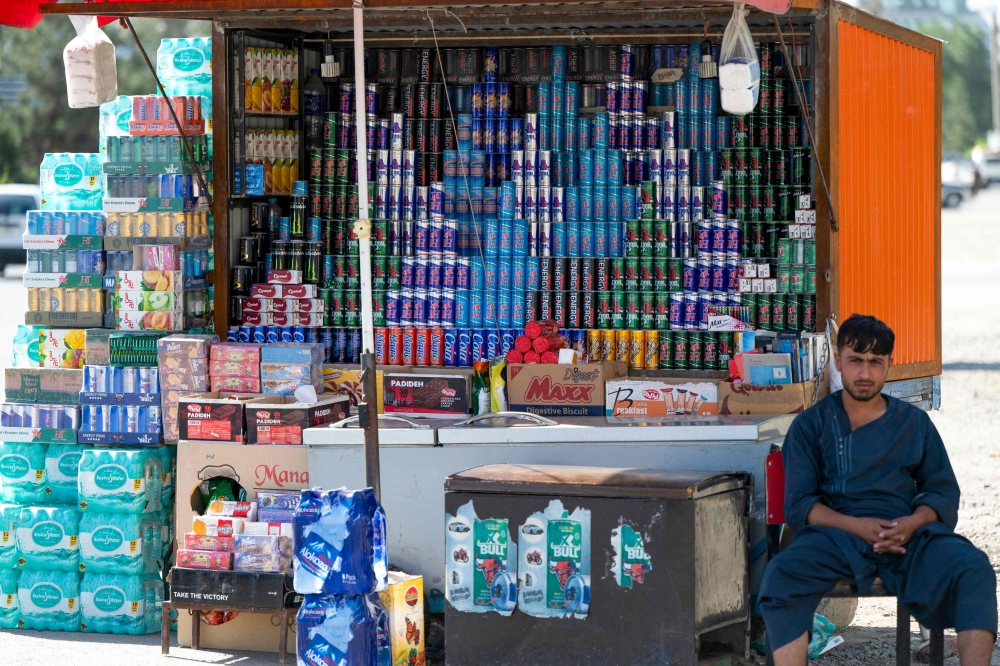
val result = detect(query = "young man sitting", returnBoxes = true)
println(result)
[759,315,996,665]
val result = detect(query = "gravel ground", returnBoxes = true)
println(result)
[1,190,998,664]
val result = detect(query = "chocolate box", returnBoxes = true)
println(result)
[246,395,349,445]
[382,373,470,418]
[178,392,270,443]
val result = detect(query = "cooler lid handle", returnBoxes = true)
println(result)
[451,412,558,427]
[328,414,431,429]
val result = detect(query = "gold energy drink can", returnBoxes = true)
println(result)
[92,289,104,313]
[587,329,602,362]
[615,330,631,362]
[629,330,645,370]
[644,330,659,370]
[173,212,189,237]
[120,213,135,237]
[50,288,65,312]
[158,212,173,236]
[63,288,78,313]
[38,288,52,312]
[77,287,92,313]
[601,329,616,362]
[27,288,40,312]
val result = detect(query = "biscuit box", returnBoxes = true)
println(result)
[245,395,349,445]
[178,393,270,442]
[382,373,470,418]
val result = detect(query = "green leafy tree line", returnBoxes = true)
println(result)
[0,17,209,184]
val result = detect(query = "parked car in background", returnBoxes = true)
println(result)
[942,182,967,208]
[973,152,1000,185]
[0,184,39,270]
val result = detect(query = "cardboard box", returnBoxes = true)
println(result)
[718,379,824,415]
[114,310,182,332]
[323,366,396,414]
[112,270,181,292]
[246,395,349,445]
[39,329,87,369]
[210,376,262,393]
[170,569,298,609]
[507,361,629,417]
[379,572,425,666]
[383,373,470,418]
[175,439,310,650]
[178,393,270,442]
[4,368,83,405]
[606,380,719,417]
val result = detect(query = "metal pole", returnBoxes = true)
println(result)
[352,0,381,499]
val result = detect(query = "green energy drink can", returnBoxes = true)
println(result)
[372,255,388,290]
[370,219,389,256]
[702,332,718,370]
[717,331,733,371]
[329,289,345,326]
[668,259,683,291]
[743,293,758,326]
[763,187,777,222]
[806,267,816,293]
[772,293,787,331]
[546,519,583,610]
[734,150,749,186]
[625,292,640,329]
[474,518,510,608]
[720,149,735,185]
[346,256,361,290]
[653,220,669,257]
[640,181,656,219]
[597,291,613,329]
[777,188,794,221]
[765,223,781,258]
[640,292,655,329]
[772,150,789,185]
[639,218,654,257]
[790,265,805,293]
[658,331,674,369]
[803,294,816,331]
[730,187,747,220]
[611,290,625,329]
[804,240,816,266]
[653,258,668,292]
[748,148,763,185]
[791,149,810,186]
[639,258,654,291]
[624,258,640,292]
[672,331,688,370]
[372,290,387,326]
[387,256,402,289]
[733,116,750,148]
[610,258,626,290]
[777,264,792,293]
[757,293,772,329]
[747,186,762,222]
[687,332,703,370]
[655,292,670,330]
[777,238,792,263]
[625,219,640,257]
[787,294,803,331]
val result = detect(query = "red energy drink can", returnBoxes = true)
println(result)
[415,328,432,366]
[430,328,446,366]
[374,327,390,365]
[402,328,417,365]
[388,328,404,365]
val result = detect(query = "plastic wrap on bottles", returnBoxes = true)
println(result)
[516,499,591,619]
[293,488,388,595]
[63,16,118,108]
[0,569,20,628]
[81,573,161,635]
[296,593,389,666]
[45,444,86,505]
[17,569,81,632]
[79,512,155,575]
[718,2,760,115]
[0,503,23,569]
[0,442,48,504]
[150,446,176,505]
[39,153,104,211]
[78,449,162,515]
[445,500,518,616]
[16,505,81,571]
[156,37,213,99]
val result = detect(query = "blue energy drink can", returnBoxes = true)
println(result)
[486,329,501,358]
[483,47,499,83]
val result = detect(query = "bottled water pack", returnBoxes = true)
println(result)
[150,446,175,505]
[39,153,103,211]
[0,442,48,504]
[16,505,81,571]
[17,569,81,632]
[45,444,86,505]
[0,503,22,568]
[0,568,19,628]
[293,488,388,596]
[79,512,160,575]
[80,572,162,635]
[156,38,213,99]
[296,593,389,666]
[78,448,162,514]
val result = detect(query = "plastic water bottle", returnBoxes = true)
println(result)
[16,505,81,571]
[0,442,48,503]
[78,449,163,515]
[81,573,160,635]
[304,68,326,150]
[45,444,85,505]
[79,512,151,575]
[0,503,22,569]
[0,569,20,629]
[18,569,81,632]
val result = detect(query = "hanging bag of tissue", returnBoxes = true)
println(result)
[719,2,760,115]
[63,16,118,108]
[293,488,388,596]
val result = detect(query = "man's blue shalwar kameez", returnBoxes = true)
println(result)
[759,392,997,650]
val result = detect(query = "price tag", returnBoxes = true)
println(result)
[650,68,684,83]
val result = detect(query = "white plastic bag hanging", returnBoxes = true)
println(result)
[63,16,118,108]
[718,2,760,115]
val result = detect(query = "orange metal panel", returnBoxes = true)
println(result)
[835,20,939,371]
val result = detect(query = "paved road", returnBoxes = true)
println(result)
[2,189,999,663]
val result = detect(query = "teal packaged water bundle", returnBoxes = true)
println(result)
[0,569,19,628]
[45,444,86,505]
[39,153,103,211]
[293,488,388,596]
[78,449,163,514]
[150,446,175,505]
[296,593,389,666]
[16,505,81,571]
[79,512,159,575]
[0,503,22,568]
[158,508,173,562]
[80,573,162,635]
[17,569,80,631]
[156,38,212,99]
[0,442,48,504]
[140,513,164,573]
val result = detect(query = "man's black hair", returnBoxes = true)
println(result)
[837,314,895,356]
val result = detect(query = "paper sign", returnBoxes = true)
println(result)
[747,0,792,14]
[650,68,684,83]
[708,314,752,332]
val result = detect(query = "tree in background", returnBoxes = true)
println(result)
[918,18,994,154]
[0,18,210,184]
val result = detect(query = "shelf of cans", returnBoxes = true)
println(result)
[78,365,163,444]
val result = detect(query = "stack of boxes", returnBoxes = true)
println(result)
[260,342,324,396]
[78,363,162,444]
[210,343,263,393]
[158,334,219,444]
